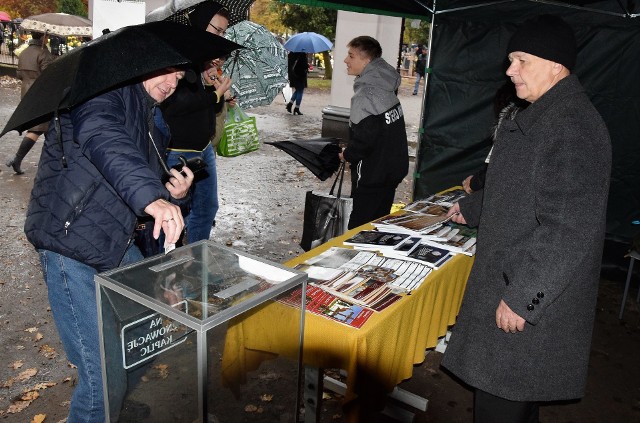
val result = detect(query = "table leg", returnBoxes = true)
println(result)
[303,366,323,423]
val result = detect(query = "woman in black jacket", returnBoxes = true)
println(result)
[286,51,308,115]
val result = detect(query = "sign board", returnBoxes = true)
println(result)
[91,0,146,39]
[121,301,191,369]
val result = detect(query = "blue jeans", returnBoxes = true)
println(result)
[413,72,425,94]
[166,144,218,243]
[39,244,143,422]
[291,88,304,106]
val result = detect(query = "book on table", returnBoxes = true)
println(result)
[343,230,409,248]
[420,223,477,255]
[371,211,453,236]
[398,243,453,269]
[279,285,374,329]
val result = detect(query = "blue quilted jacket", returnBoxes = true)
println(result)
[25,83,172,272]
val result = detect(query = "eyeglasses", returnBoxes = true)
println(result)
[208,23,226,36]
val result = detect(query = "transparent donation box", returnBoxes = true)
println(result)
[95,241,307,423]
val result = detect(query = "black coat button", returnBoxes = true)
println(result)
[532,298,540,305]
[537,292,544,298]
[527,304,535,311]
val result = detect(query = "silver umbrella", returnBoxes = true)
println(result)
[20,13,92,37]
[222,20,288,109]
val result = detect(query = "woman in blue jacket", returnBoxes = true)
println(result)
[24,67,193,421]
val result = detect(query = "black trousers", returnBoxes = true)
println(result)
[474,389,539,423]
[348,186,396,230]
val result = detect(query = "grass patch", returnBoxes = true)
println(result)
[307,78,332,90]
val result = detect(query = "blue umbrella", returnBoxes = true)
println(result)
[284,32,333,53]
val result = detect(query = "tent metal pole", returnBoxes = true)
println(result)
[412,0,437,199]
[525,0,631,18]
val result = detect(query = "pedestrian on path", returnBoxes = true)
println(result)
[6,31,54,174]
[286,51,308,115]
[413,45,427,95]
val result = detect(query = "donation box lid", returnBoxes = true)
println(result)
[95,240,305,329]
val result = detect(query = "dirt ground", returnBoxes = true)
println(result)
[0,74,639,423]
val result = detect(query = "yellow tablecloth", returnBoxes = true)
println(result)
[221,221,474,410]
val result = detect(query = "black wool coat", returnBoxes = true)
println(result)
[442,75,611,402]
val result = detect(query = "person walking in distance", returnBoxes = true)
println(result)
[413,45,427,95]
[285,51,308,115]
[6,31,55,174]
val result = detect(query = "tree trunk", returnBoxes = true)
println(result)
[322,51,332,80]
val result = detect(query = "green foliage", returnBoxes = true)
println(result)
[273,2,337,39]
[250,0,288,35]
[57,0,86,17]
[403,18,430,47]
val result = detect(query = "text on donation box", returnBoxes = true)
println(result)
[121,301,191,369]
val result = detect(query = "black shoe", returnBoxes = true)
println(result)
[285,102,293,113]
[5,159,24,175]
[293,108,303,115]
[412,92,417,96]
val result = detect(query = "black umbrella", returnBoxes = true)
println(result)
[0,21,243,137]
[266,137,342,181]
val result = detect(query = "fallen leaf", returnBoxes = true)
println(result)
[30,414,46,423]
[7,400,31,413]
[35,333,44,341]
[21,390,40,401]
[32,382,56,390]
[39,344,57,359]
[260,394,273,402]
[62,377,72,383]
[11,360,24,369]
[244,404,258,412]
[17,368,38,381]
[2,377,15,388]
[25,327,37,333]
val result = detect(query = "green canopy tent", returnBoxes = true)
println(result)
[281,0,640,242]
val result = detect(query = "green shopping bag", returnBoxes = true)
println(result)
[216,105,260,157]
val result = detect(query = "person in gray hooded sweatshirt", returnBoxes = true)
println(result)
[339,36,409,229]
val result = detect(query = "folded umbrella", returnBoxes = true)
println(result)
[266,137,342,181]
[1,21,243,137]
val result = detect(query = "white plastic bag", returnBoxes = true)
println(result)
[282,85,293,104]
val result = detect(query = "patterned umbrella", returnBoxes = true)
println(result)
[146,0,254,26]
[222,20,288,109]
[20,13,92,37]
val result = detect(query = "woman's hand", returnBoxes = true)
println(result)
[165,166,194,200]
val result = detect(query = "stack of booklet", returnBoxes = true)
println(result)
[279,191,474,329]
[279,247,435,328]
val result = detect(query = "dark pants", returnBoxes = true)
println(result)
[348,186,396,229]
[474,389,539,423]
